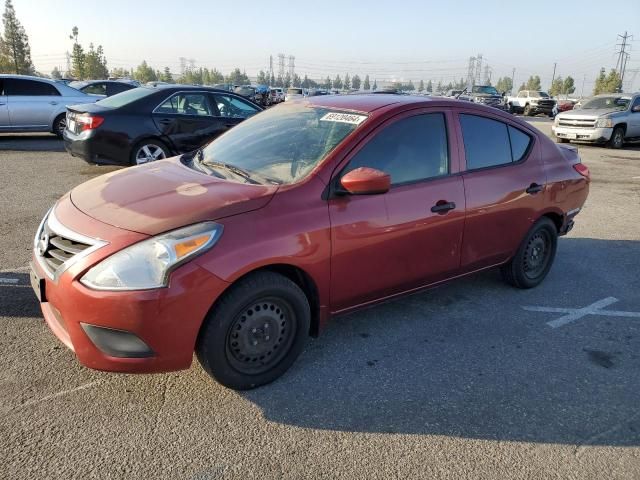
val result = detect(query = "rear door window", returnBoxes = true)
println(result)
[82,83,107,95]
[5,79,60,96]
[156,93,213,116]
[460,114,532,169]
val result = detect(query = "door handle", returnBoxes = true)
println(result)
[49,101,58,105]
[158,119,172,125]
[431,201,456,214]
[526,183,544,195]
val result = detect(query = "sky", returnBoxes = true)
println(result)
[11,0,640,92]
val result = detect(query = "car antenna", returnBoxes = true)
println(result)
[456,87,467,99]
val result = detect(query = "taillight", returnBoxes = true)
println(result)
[573,163,590,180]
[76,114,104,131]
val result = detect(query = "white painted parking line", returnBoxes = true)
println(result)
[0,277,20,285]
[523,297,640,328]
[0,266,30,273]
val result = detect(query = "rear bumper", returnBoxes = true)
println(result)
[552,125,613,142]
[63,129,129,166]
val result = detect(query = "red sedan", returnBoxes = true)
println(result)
[31,95,590,389]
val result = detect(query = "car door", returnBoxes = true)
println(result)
[328,111,466,312]
[454,109,545,272]
[211,93,261,133]
[152,91,223,153]
[0,79,8,128]
[628,96,640,137]
[106,82,133,97]
[4,78,62,129]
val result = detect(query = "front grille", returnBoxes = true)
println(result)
[558,118,596,128]
[37,222,92,275]
[34,210,105,280]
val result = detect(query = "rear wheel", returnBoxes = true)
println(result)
[130,140,169,165]
[501,217,558,289]
[196,271,310,390]
[53,114,66,138]
[607,126,625,149]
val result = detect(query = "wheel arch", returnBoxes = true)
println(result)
[539,209,564,233]
[613,122,627,134]
[206,263,322,338]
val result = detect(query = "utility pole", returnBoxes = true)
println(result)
[550,62,557,91]
[475,53,483,85]
[616,31,633,90]
[581,74,586,98]
[510,68,515,93]
[466,56,476,89]
[277,53,285,82]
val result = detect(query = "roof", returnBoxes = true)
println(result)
[301,93,453,113]
[0,74,57,83]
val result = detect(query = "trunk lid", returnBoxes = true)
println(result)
[69,158,279,235]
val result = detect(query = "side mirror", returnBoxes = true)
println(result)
[340,167,391,195]
[632,105,640,113]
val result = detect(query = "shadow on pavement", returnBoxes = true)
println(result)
[0,134,65,152]
[243,238,640,446]
[0,272,41,318]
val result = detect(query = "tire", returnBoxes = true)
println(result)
[53,113,66,138]
[555,136,569,143]
[523,104,532,116]
[196,271,310,390]
[130,139,169,165]
[501,217,558,289]
[607,126,625,149]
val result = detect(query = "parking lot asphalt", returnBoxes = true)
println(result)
[1,120,640,479]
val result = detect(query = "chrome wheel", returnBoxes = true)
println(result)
[610,128,624,149]
[225,297,297,375]
[135,143,167,164]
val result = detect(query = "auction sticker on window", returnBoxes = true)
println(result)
[320,112,367,125]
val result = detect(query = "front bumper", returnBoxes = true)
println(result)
[529,104,554,114]
[552,125,613,143]
[31,198,230,373]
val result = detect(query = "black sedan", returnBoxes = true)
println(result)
[63,85,263,165]
[68,79,139,97]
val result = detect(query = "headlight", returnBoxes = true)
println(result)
[81,222,223,290]
[554,115,560,125]
[595,118,613,128]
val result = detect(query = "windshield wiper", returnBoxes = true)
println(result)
[202,160,262,184]
[191,148,226,179]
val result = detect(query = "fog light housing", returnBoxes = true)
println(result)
[81,323,154,358]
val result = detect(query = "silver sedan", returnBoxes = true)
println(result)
[0,74,99,137]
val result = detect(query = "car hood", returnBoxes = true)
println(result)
[560,108,622,118]
[70,158,279,235]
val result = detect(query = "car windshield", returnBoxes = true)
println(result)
[581,96,630,110]
[68,81,89,90]
[472,86,499,95]
[530,91,550,98]
[234,87,255,96]
[287,88,303,95]
[96,87,156,108]
[198,104,367,184]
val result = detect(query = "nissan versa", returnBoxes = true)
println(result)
[31,95,590,390]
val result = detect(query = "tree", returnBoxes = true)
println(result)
[134,60,156,83]
[525,75,541,90]
[418,80,424,92]
[269,72,275,86]
[593,68,621,95]
[257,70,268,85]
[110,67,130,78]
[351,74,361,90]
[563,76,575,95]
[0,0,34,74]
[518,82,526,92]
[292,73,301,87]
[436,81,443,93]
[549,76,564,97]
[226,68,249,85]
[50,66,62,79]
[84,43,108,79]
[495,76,513,94]
[426,80,433,93]
[363,74,370,90]
[344,73,351,90]
[302,74,309,88]
[372,79,377,91]
[407,80,415,91]
[333,74,342,90]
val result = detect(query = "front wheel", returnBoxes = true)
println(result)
[607,126,625,149]
[555,136,569,143]
[523,104,532,116]
[501,217,558,289]
[196,271,310,390]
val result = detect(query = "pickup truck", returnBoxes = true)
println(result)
[552,93,640,149]
[458,85,507,110]
[507,90,556,116]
